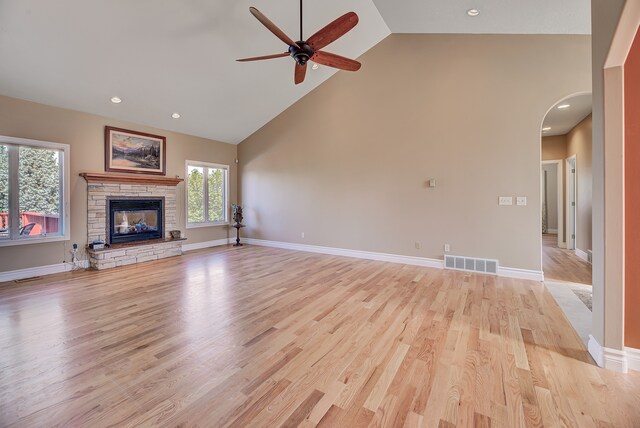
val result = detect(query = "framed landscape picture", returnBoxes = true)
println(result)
[105,126,166,175]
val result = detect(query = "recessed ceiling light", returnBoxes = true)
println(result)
[557,104,571,109]
[542,127,551,132]
[110,96,122,104]
[311,63,319,70]
[467,9,480,17]
[171,113,181,119]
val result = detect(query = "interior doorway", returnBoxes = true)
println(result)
[540,93,593,344]
[541,159,564,248]
[539,93,592,286]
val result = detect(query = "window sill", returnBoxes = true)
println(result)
[0,235,69,247]
[186,222,229,229]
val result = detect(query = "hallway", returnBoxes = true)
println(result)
[542,234,592,285]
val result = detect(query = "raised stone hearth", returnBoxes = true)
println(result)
[81,173,184,270]
[88,239,184,270]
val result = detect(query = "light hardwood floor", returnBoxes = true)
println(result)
[542,234,592,285]
[1,245,638,427]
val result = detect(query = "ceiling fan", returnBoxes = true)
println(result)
[237,0,361,85]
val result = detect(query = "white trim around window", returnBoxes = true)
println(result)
[0,135,71,247]
[185,160,229,229]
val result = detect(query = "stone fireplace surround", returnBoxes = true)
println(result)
[80,173,184,270]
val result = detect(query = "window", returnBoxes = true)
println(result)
[0,136,70,245]
[186,161,229,227]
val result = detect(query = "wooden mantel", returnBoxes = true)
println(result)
[80,172,183,186]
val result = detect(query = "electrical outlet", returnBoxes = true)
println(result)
[516,196,527,206]
[444,243,450,252]
[415,242,421,250]
[499,196,513,206]
[301,232,305,239]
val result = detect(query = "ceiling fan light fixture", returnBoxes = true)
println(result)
[238,2,361,85]
[311,63,319,70]
[467,9,480,17]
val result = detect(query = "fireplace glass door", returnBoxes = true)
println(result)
[109,199,163,244]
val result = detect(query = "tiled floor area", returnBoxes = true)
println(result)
[542,234,593,347]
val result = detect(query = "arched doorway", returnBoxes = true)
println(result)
[539,92,593,343]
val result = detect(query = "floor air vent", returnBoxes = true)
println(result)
[444,255,498,275]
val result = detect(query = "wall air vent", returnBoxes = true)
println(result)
[444,255,499,275]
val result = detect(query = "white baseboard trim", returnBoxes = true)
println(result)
[588,335,629,373]
[0,260,89,283]
[497,267,545,281]
[588,334,605,367]
[183,238,233,252]
[244,238,544,281]
[625,347,640,372]
[575,248,591,264]
[244,238,444,269]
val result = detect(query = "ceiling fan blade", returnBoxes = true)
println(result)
[294,63,307,85]
[312,51,361,72]
[249,7,299,48]
[237,52,290,62]
[307,12,359,51]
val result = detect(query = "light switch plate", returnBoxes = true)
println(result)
[499,196,513,206]
[517,197,527,206]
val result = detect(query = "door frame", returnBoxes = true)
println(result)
[541,159,564,248]
[566,155,577,250]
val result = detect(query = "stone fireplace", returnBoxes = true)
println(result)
[80,173,184,270]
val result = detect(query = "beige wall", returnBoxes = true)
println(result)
[0,95,237,272]
[239,34,591,271]
[542,135,567,161]
[567,114,593,253]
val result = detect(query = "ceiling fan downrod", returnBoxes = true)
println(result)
[290,0,312,66]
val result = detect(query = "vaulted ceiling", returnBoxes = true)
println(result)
[0,0,591,144]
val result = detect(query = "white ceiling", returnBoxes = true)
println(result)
[372,0,591,34]
[0,1,591,144]
[542,93,592,137]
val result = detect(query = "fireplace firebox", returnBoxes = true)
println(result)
[108,198,164,244]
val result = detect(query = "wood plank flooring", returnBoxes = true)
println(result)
[542,234,592,285]
[1,245,639,427]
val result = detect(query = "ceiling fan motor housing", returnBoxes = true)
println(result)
[290,42,314,65]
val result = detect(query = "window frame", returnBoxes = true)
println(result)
[185,160,229,229]
[0,135,71,247]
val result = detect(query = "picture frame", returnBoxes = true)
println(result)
[105,126,166,175]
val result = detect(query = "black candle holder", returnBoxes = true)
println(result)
[233,222,246,246]
[232,204,245,246]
